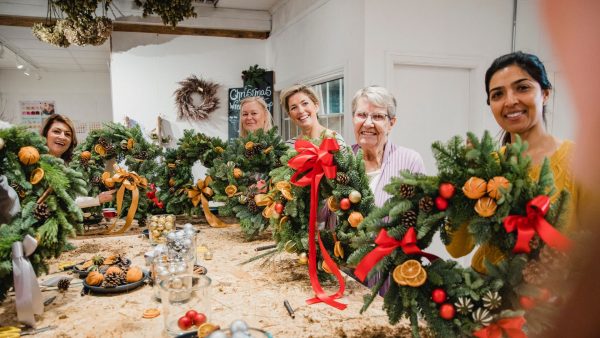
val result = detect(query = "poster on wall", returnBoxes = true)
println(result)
[228,71,274,139]
[20,100,55,131]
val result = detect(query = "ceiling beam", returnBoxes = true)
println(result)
[0,15,269,40]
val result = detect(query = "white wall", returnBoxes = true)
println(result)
[268,0,366,139]
[0,69,112,138]
[110,32,266,178]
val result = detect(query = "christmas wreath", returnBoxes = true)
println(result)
[207,128,288,239]
[347,131,571,337]
[267,136,375,309]
[157,130,226,216]
[174,76,220,121]
[70,122,162,231]
[0,126,87,300]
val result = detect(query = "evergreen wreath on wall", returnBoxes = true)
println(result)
[174,75,220,121]
[0,126,87,301]
[347,132,571,337]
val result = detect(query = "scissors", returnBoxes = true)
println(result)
[0,325,57,337]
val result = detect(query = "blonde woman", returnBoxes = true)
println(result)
[279,84,344,146]
[238,96,273,138]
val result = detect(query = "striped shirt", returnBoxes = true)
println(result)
[352,142,426,207]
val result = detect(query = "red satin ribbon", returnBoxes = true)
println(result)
[146,184,164,209]
[473,316,527,338]
[503,195,570,254]
[354,227,438,282]
[288,138,346,310]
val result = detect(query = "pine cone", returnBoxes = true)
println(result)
[244,148,256,158]
[247,200,259,213]
[399,210,417,227]
[57,278,71,292]
[254,143,264,153]
[522,260,547,285]
[419,196,434,212]
[34,202,51,221]
[91,176,101,186]
[98,265,110,274]
[79,158,90,167]
[98,137,110,147]
[539,245,568,269]
[103,271,126,288]
[336,172,350,185]
[399,184,416,198]
[138,218,146,228]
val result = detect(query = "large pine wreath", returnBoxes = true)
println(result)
[0,126,87,301]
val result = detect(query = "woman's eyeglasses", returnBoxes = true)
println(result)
[354,112,389,122]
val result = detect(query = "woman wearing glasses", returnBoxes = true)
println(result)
[351,85,426,295]
[351,86,426,203]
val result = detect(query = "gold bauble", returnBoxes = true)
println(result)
[327,196,339,212]
[349,190,362,204]
[298,252,308,265]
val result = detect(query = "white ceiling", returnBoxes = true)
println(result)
[0,0,280,74]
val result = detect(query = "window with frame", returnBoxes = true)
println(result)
[281,78,344,141]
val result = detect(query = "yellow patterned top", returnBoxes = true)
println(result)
[446,140,578,273]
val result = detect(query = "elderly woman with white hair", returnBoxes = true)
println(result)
[351,85,426,295]
[238,96,273,137]
[352,85,426,205]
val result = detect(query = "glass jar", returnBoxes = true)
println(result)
[160,274,212,336]
[151,254,194,301]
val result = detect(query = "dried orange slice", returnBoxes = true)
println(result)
[399,259,422,279]
[81,260,94,269]
[127,138,135,150]
[334,241,344,258]
[197,323,219,337]
[94,144,106,156]
[327,196,339,212]
[392,265,407,285]
[406,268,427,287]
[142,308,160,319]
[30,167,45,185]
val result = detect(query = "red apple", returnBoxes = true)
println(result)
[438,183,455,199]
[193,312,207,326]
[435,196,449,211]
[519,296,536,310]
[431,288,447,304]
[185,310,198,319]
[274,203,284,214]
[339,198,351,211]
[439,303,455,320]
[178,316,193,330]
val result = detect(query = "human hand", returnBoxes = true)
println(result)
[98,190,116,204]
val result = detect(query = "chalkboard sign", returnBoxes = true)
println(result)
[228,71,274,139]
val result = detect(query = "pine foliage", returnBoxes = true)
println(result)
[0,126,85,301]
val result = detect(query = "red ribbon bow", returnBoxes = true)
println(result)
[288,138,346,310]
[354,227,438,282]
[473,316,527,338]
[146,184,164,209]
[503,195,570,254]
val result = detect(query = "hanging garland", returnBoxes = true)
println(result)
[157,130,226,216]
[70,122,162,231]
[174,75,220,121]
[207,128,288,239]
[0,126,87,301]
[346,131,570,337]
[133,0,197,27]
